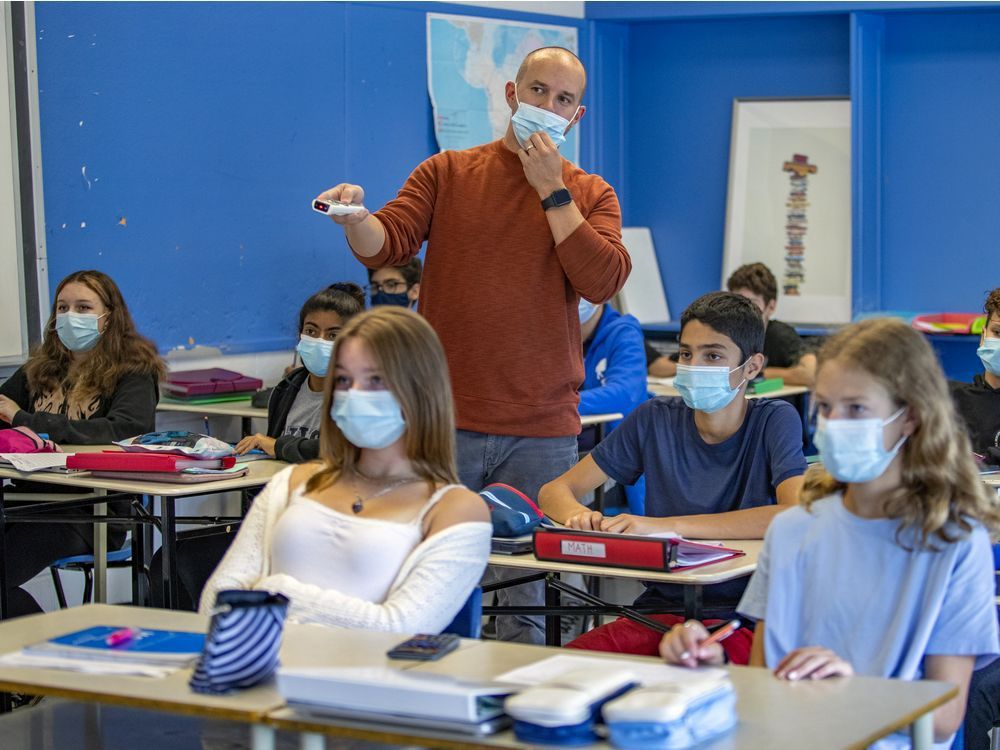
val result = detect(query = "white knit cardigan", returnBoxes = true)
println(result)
[198,466,492,634]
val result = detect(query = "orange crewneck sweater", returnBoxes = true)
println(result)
[356,140,630,437]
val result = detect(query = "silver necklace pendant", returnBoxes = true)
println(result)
[351,497,364,514]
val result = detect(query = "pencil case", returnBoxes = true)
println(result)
[189,589,290,695]
[603,679,738,750]
[504,668,637,745]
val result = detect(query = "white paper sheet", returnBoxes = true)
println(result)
[0,453,69,472]
[495,654,725,687]
[0,650,176,678]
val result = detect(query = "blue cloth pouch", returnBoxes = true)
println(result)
[189,589,289,694]
[479,483,549,537]
[603,679,738,749]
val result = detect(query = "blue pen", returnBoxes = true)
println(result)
[203,416,211,437]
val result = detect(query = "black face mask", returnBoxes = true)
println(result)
[370,291,411,308]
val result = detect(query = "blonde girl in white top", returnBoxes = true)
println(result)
[200,307,491,633]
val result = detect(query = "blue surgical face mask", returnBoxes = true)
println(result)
[578,298,600,325]
[673,360,749,413]
[331,389,406,449]
[296,335,334,378]
[55,312,106,352]
[814,408,907,484]
[511,89,579,150]
[370,290,412,308]
[978,337,1000,376]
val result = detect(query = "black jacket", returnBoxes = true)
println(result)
[1,366,157,444]
[266,367,320,463]
[950,374,1000,454]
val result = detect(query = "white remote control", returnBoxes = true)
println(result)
[313,199,366,217]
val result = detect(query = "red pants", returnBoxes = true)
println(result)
[565,614,753,665]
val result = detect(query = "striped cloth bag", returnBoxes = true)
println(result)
[189,589,289,694]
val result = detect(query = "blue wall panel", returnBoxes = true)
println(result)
[879,10,1000,313]
[626,15,849,318]
[35,1,588,354]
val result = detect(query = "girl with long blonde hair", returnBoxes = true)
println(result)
[660,318,1000,748]
[201,307,491,632]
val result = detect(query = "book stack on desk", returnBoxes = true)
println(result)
[66,451,248,483]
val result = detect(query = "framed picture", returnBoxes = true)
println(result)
[721,97,852,324]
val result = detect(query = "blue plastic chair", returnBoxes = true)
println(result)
[443,587,482,638]
[48,547,133,608]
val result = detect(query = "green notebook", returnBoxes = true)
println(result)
[161,393,255,405]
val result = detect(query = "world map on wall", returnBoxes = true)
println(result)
[426,13,579,163]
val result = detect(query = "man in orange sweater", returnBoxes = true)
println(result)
[317,47,630,643]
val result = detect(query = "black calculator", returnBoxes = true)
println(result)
[386,633,461,661]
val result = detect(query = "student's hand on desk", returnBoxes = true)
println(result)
[517,132,567,199]
[774,646,854,681]
[565,509,605,530]
[316,184,370,225]
[235,433,276,457]
[0,395,21,423]
[599,513,659,535]
[659,620,726,668]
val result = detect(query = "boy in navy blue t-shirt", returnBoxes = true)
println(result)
[539,292,806,647]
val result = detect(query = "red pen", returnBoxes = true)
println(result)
[105,627,141,647]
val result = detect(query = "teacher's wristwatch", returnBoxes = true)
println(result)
[541,188,572,211]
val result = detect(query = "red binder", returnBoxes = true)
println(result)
[532,527,744,572]
[66,452,236,472]
[162,368,263,398]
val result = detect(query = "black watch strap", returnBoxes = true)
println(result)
[541,188,572,211]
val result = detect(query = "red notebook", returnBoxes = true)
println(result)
[66,452,236,472]
[162,368,263,398]
[532,527,744,572]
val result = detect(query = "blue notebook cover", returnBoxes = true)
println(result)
[26,626,205,665]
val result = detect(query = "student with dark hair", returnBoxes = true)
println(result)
[539,292,806,654]
[0,269,165,616]
[726,262,816,387]
[236,283,363,462]
[950,286,1000,456]
[367,258,422,309]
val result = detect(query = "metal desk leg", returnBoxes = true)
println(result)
[300,732,325,750]
[910,711,933,750]
[160,496,178,609]
[545,575,561,647]
[93,490,108,603]
[684,585,703,621]
[251,725,276,750]
[0,482,8,621]
[242,416,253,436]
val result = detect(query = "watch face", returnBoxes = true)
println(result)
[545,189,572,208]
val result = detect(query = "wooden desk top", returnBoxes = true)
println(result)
[273,618,956,750]
[0,445,287,497]
[648,378,810,401]
[0,604,956,749]
[0,605,283,722]
[489,539,762,585]
[157,400,268,419]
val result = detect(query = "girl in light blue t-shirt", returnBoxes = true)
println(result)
[660,318,1000,749]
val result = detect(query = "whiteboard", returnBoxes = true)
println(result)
[617,227,670,323]
[0,4,27,364]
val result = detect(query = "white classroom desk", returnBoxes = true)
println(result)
[0,604,956,750]
[157,398,266,435]
[158,399,623,438]
[488,541,762,642]
[0,448,286,612]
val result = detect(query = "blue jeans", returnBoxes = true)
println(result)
[457,430,578,644]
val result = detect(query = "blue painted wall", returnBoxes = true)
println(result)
[625,14,850,317]
[879,9,1000,312]
[35,1,588,354]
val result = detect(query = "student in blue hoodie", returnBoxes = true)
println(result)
[578,299,649,431]
[578,299,649,512]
